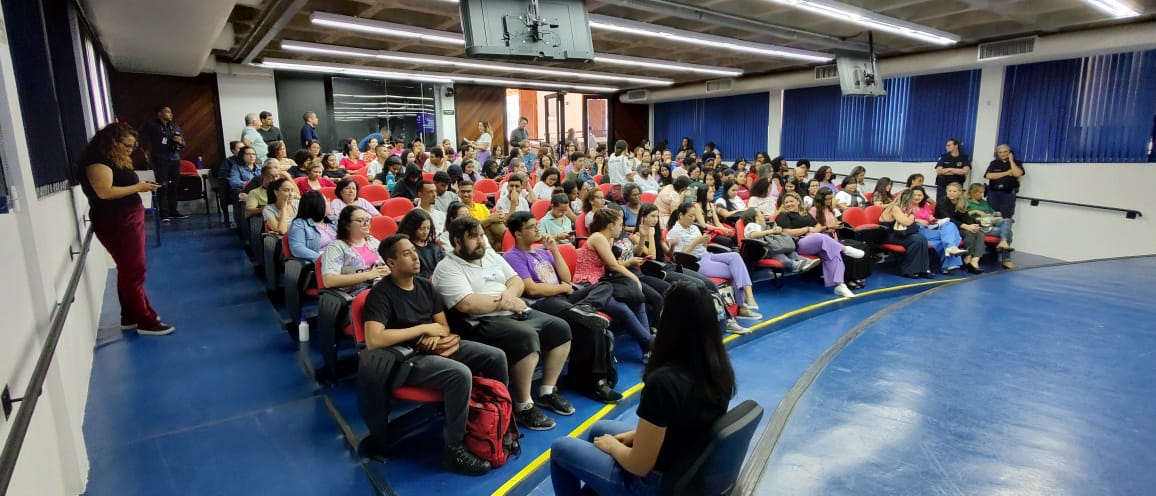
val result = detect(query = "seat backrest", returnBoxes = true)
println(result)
[381,197,414,219]
[349,290,371,344]
[179,160,199,176]
[864,204,884,224]
[360,184,391,203]
[530,199,551,220]
[597,183,613,196]
[575,212,590,238]
[314,255,327,289]
[473,190,490,205]
[865,191,874,202]
[422,172,435,182]
[370,216,398,240]
[734,218,747,243]
[841,207,867,227]
[281,233,293,258]
[593,174,603,184]
[640,191,657,204]
[668,400,765,496]
[476,178,499,195]
[350,175,369,188]
[501,229,516,252]
[318,187,336,201]
[557,243,578,274]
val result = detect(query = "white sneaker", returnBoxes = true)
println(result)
[796,258,821,273]
[945,246,967,256]
[726,320,751,334]
[737,307,763,320]
[834,284,856,298]
[841,245,866,259]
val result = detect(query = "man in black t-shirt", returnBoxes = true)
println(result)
[934,138,971,201]
[361,234,508,476]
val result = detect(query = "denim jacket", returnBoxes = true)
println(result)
[288,218,336,260]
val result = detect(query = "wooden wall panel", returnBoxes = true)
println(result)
[518,90,539,141]
[454,84,507,154]
[611,100,649,149]
[109,71,223,170]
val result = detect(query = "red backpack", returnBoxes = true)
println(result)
[465,377,521,467]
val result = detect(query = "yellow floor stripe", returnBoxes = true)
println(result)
[491,279,951,495]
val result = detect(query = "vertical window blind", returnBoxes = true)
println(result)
[781,70,981,162]
[653,92,769,161]
[998,49,1156,163]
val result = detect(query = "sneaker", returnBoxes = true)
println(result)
[744,300,760,311]
[737,307,763,320]
[443,443,491,476]
[514,405,556,431]
[137,323,175,336]
[565,304,610,330]
[119,320,137,331]
[841,244,866,259]
[943,266,960,275]
[536,392,575,416]
[591,380,623,404]
[834,284,856,298]
[726,320,751,334]
[945,246,967,257]
[796,258,821,273]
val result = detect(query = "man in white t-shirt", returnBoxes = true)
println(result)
[416,181,447,237]
[432,216,574,431]
[423,147,448,174]
[606,140,632,185]
[496,174,533,213]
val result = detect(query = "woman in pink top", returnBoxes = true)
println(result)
[911,186,967,273]
[294,161,336,194]
[573,209,654,356]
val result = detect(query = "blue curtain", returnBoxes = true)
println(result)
[998,49,1156,163]
[653,92,769,161]
[782,70,981,162]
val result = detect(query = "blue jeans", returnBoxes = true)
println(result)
[551,420,665,496]
[919,223,963,270]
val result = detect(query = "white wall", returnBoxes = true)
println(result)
[0,6,109,494]
[437,84,457,146]
[215,63,279,153]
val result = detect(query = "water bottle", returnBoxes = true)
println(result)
[298,321,310,342]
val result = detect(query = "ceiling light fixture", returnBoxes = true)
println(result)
[281,40,674,86]
[587,14,833,63]
[309,12,745,78]
[1081,0,1141,18]
[256,58,619,93]
[768,0,960,45]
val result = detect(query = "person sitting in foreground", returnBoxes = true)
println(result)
[432,216,574,431]
[320,206,389,295]
[503,212,622,403]
[362,234,509,476]
[397,209,444,279]
[550,281,735,496]
[263,178,299,234]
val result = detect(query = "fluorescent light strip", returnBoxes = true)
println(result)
[309,11,744,78]
[281,41,674,86]
[257,58,619,93]
[1082,0,1141,18]
[769,0,960,45]
[587,14,832,63]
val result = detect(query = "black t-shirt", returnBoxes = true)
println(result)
[79,161,143,211]
[636,366,727,472]
[934,200,971,226]
[934,153,971,189]
[985,159,1023,192]
[774,211,817,230]
[361,277,444,346]
[415,242,445,279]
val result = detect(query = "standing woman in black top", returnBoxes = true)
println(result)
[78,124,173,335]
[984,144,1025,219]
[551,281,734,496]
[934,138,971,201]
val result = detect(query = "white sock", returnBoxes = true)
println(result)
[516,401,534,411]
[539,385,556,397]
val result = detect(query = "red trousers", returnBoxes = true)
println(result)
[92,204,160,328]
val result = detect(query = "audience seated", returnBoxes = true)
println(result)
[740,208,821,276]
[287,191,336,260]
[432,216,573,431]
[243,162,280,217]
[620,184,643,232]
[835,176,868,209]
[936,183,986,274]
[228,145,259,193]
[320,206,389,295]
[580,187,608,231]
[879,189,934,278]
[412,181,447,238]
[502,212,622,403]
[694,186,735,246]
[391,165,424,201]
[339,138,366,172]
[294,160,336,194]
[666,203,761,318]
[872,177,895,206]
[714,180,746,224]
[362,234,508,476]
[396,209,444,280]
[535,168,561,199]
[263,178,299,234]
[370,153,401,190]
[550,281,735,496]
[910,186,969,274]
[320,153,346,180]
[967,183,1016,269]
[457,181,507,251]
[539,193,574,244]
[496,173,533,214]
[774,192,864,296]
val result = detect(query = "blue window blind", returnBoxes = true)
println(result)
[654,92,769,161]
[781,70,981,162]
[998,50,1156,163]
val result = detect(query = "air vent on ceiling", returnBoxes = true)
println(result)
[814,64,838,80]
[623,89,649,102]
[978,36,1037,61]
[705,79,733,93]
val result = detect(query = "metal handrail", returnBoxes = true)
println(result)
[0,227,95,494]
[1018,195,1142,219]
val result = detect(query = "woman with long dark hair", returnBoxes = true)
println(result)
[776,192,863,296]
[550,281,735,495]
[78,123,171,335]
[872,177,895,205]
[879,189,933,278]
[288,191,336,260]
[667,203,760,318]
[396,209,444,279]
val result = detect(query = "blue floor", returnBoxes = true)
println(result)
[757,257,1156,495]
[82,215,1070,496]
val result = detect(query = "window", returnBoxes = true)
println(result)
[998,49,1156,163]
[781,70,981,162]
[330,78,438,148]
